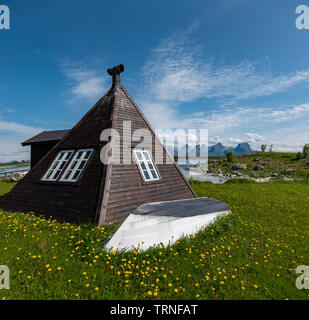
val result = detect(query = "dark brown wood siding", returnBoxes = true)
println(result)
[1,83,195,226]
[103,86,195,224]
[0,93,113,223]
[30,142,58,168]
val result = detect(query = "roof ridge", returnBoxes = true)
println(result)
[96,87,119,225]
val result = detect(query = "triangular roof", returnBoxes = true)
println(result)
[0,66,196,225]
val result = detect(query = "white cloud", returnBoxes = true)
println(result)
[140,34,309,106]
[245,133,265,143]
[141,97,309,152]
[208,136,221,145]
[0,120,42,163]
[61,59,109,102]
[207,136,248,148]
[70,76,107,100]
[136,33,309,148]
[211,127,309,153]
[143,99,309,152]
[267,103,309,122]
[134,32,309,152]
[264,126,309,152]
[0,120,42,136]
[0,138,30,163]
[52,34,309,154]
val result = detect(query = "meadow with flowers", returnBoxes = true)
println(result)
[0,178,308,300]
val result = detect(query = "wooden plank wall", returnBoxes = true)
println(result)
[0,84,196,226]
[31,142,58,168]
[0,95,112,223]
[104,87,195,224]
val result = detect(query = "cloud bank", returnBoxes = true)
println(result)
[136,33,309,151]
[0,119,42,163]
[60,59,109,103]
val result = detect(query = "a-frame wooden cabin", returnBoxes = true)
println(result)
[0,65,196,225]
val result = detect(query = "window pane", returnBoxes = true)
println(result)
[54,170,61,180]
[73,171,80,180]
[43,150,74,181]
[51,162,58,170]
[65,152,72,160]
[70,161,78,170]
[85,151,92,159]
[78,160,87,170]
[133,150,160,182]
[76,151,83,160]
[143,171,150,180]
[143,152,150,160]
[61,149,93,182]
[64,171,71,180]
[151,170,157,179]
[58,153,65,160]
[59,161,67,170]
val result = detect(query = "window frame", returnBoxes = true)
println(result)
[42,150,74,182]
[133,149,160,182]
[60,149,94,183]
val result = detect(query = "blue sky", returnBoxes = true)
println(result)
[1,0,309,162]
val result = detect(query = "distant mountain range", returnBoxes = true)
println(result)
[208,142,254,156]
[167,142,255,157]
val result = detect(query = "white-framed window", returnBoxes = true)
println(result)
[42,150,74,181]
[133,150,160,182]
[60,149,94,182]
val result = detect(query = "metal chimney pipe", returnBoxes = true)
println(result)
[107,64,124,86]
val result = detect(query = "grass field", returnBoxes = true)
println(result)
[0,179,308,300]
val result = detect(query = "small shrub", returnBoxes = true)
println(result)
[226,151,234,163]
[261,144,267,152]
[225,178,257,184]
[303,144,309,158]
[296,152,303,160]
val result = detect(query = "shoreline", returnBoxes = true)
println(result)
[0,163,30,169]
[188,169,305,183]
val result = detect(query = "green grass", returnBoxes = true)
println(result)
[0,180,16,201]
[0,179,309,300]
